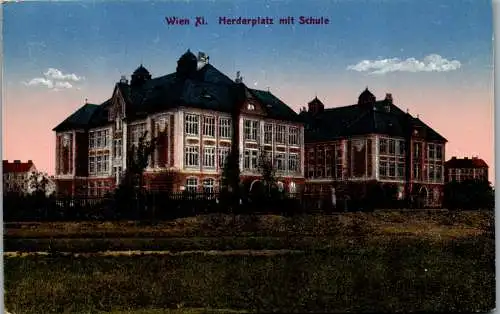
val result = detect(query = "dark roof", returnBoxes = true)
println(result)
[249,89,302,122]
[445,157,489,169]
[52,103,100,131]
[3,160,35,173]
[308,96,324,106]
[54,55,301,132]
[300,98,447,143]
[133,64,150,76]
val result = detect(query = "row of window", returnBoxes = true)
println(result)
[88,153,110,175]
[242,150,300,172]
[88,181,113,197]
[185,177,216,193]
[185,146,230,168]
[185,115,231,138]
[243,120,299,145]
[184,146,301,172]
[184,114,300,146]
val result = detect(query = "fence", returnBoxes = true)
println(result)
[4,189,475,222]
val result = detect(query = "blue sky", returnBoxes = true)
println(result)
[4,0,492,89]
[3,0,494,180]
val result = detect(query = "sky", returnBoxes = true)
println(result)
[2,0,494,183]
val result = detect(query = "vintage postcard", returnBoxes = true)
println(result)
[2,0,495,313]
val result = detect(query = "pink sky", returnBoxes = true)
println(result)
[3,80,494,184]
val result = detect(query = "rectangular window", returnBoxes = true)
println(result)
[436,145,443,160]
[218,118,231,138]
[184,146,199,167]
[96,156,103,173]
[130,123,147,148]
[203,147,216,168]
[89,132,96,149]
[243,149,259,170]
[264,123,273,144]
[103,155,109,173]
[275,125,286,144]
[89,156,95,174]
[203,116,215,137]
[185,114,199,136]
[288,153,299,172]
[388,139,396,155]
[275,153,286,171]
[397,141,405,156]
[244,120,259,141]
[96,131,102,148]
[428,144,435,160]
[396,162,405,178]
[413,143,421,159]
[218,147,230,168]
[289,127,299,146]
[428,164,435,181]
[436,165,442,181]
[379,158,389,178]
[379,139,388,155]
[413,163,421,181]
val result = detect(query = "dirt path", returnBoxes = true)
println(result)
[4,249,305,258]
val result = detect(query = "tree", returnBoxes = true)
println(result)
[27,171,52,197]
[115,131,157,218]
[257,149,277,197]
[224,83,246,207]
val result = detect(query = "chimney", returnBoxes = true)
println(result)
[385,93,393,104]
[119,75,128,84]
[14,160,20,163]
[451,156,457,160]
[464,157,468,160]
[235,71,243,83]
[28,160,33,164]
[197,52,209,70]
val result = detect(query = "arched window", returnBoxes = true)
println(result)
[185,177,198,193]
[203,178,216,197]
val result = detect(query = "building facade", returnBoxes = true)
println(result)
[445,156,489,183]
[3,160,37,194]
[299,89,447,207]
[53,50,305,197]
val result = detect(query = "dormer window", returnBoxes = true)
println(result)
[247,103,255,110]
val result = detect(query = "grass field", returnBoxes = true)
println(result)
[4,211,495,313]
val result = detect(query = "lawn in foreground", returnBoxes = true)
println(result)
[5,236,494,313]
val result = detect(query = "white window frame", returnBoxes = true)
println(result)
[218,147,230,168]
[203,178,216,194]
[184,145,200,167]
[244,120,259,141]
[264,123,273,144]
[288,127,299,146]
[243,149,259,170]
[275,125,286,145]
[218,118,231,139]
[275,153,286,171]
[203,116,215,137]
[185,114,199,136]
[288,153,299,172]
[203,146,216,168]
[89,156,95,174]
[185,177,198,192]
